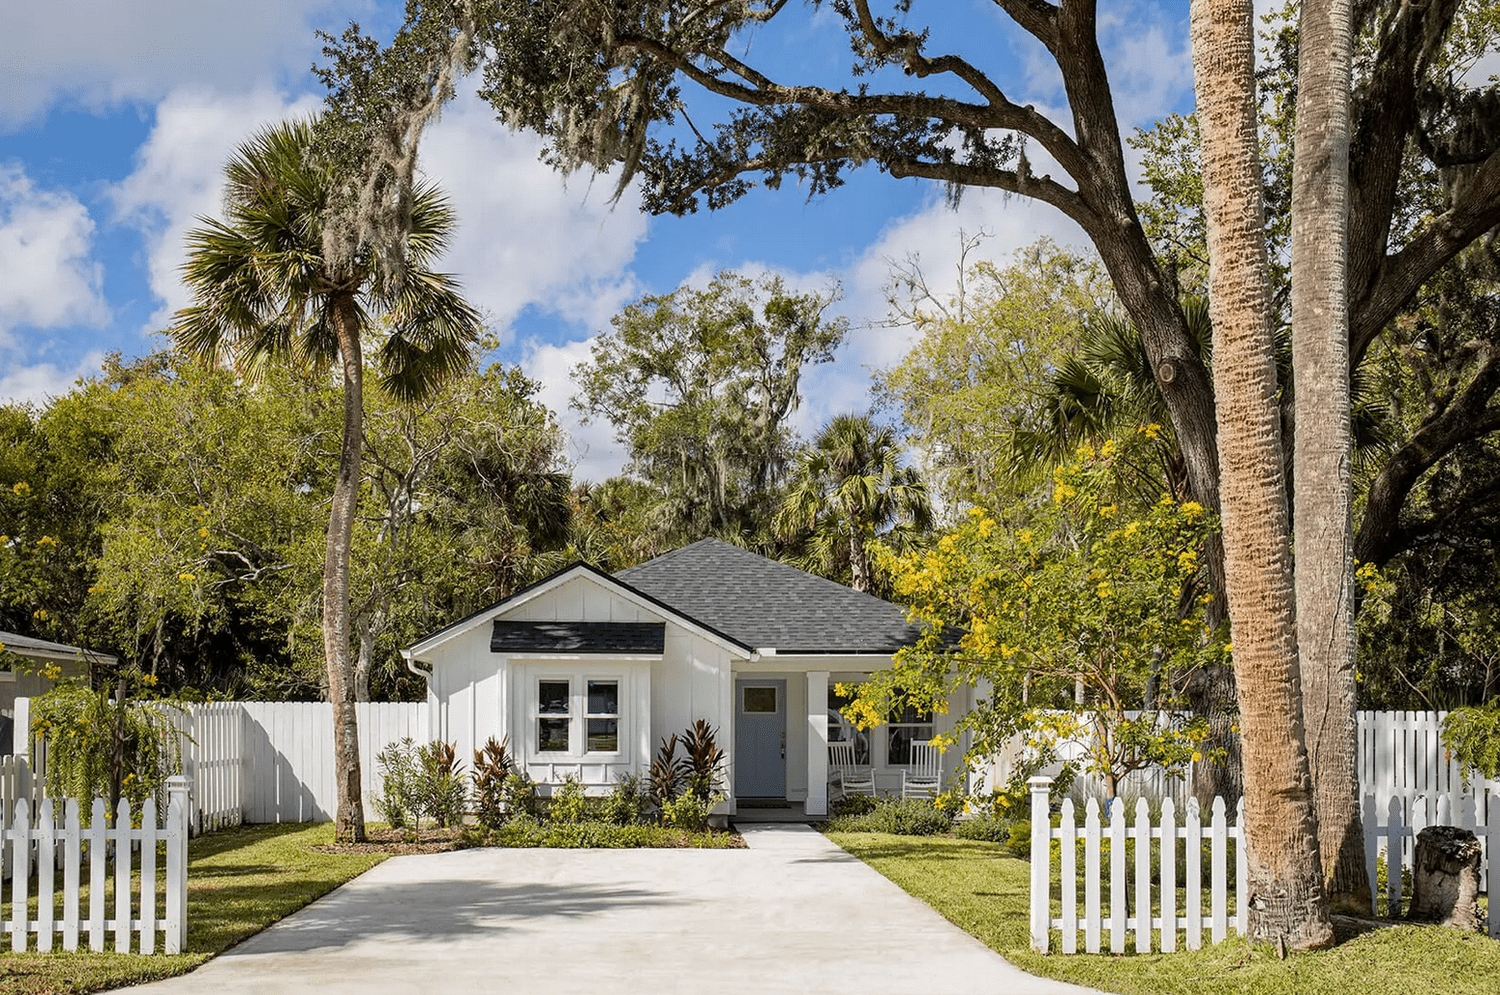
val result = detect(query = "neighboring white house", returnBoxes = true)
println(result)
[0,630,113,754]
[401,538,971,817]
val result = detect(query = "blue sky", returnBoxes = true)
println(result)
[1,1,1198,481]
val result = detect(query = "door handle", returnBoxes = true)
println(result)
[780,730,786,759]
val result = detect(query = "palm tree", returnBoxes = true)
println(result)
[775,414,932,593]
[1190,0,1333,948]
[1290,0,1365,912]
[172,119,482,842]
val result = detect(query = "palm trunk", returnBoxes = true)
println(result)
[849,532,871,593]
[1191,0,1333,950]
[1292,0,1367,913]
[326,291,367,842]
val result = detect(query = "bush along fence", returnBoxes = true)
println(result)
[1026,776,1248,954]
[1,776,189,953]
[1028,775,1500,954]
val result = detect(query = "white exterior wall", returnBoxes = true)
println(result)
[417,574,735,795]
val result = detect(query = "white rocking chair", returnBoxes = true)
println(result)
[828,740,875,801]
[901,741,942,800]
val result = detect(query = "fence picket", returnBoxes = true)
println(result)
[63,798,79,950]
[88,797,105,951]
[114,797,131,953]
[1109,799,1126,952]
[1185,797,1201,951]
[10,798,30,951]
[1084,799,1101,954]
[1134,798,1151,953]
[139,797,156,955]
[1210,797,1227,944]
[1362,793,1379,916]
[1160,797,1176,953]
[36,798,53,952]
[1387,796,1405,917]
[1060,798,1077,954]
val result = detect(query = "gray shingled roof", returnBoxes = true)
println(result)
[0,630,114,662]
[615,538,923,655]
[491,621,665,654]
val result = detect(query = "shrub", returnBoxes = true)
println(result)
[375,738,422,829]
[830,794,877,818]
[604,772,646,826]
[417,741,468,828]
[661,791,724,832]
[826,798,952,836]
[478,818,740,849]
[1005,818,1032,858]
[549,774,589,824]
[471,736,513,828]
[502,770,539,818]
[954,814,1013,842]
[679,719,725,801]
[648,733,682,811]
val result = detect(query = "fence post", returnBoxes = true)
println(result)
[165,775,190,954]
[1029,775,1053,953]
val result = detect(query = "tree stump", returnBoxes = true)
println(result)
[1407,825,1483,930]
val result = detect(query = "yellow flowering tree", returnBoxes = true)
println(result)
[858,431,1229,800]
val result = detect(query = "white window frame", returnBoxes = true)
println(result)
[886,703,935,767]
[535,677,574,755]
[583,676,622,756]
[524,667,629,762]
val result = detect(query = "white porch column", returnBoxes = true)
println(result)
[806,671,830,816]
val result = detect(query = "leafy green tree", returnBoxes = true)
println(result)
[172,118,483,841]
[876,239,1116,508]
[851,431,1224,801]
[774,414,931,594]
[574,272,847,543]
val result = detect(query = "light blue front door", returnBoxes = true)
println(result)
[735,680,786,798]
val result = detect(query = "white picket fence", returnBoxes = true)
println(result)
[1029,776,1500,953]
[1,776,189,953]
[1027,776,1248,954]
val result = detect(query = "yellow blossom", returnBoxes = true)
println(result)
[1100,439,1118,458]
[36,535,57,547]
[178,572,196,582]
[1180,501,1206,520]
[11,482,30,496]
[1052,483,1077,502]
[1139,423,1163,439]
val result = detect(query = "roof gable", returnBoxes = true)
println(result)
[404,562,752,659]
[615,539,922,655]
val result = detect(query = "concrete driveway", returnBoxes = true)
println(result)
[123,824,1105,995]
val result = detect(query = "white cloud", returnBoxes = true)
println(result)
[0,165,109,343]
[418,90,651,342]
[0,0,350,127]
[521,336,625,484]
[108,89,325,332]
[0,351,106,407]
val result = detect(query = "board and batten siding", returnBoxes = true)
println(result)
[421,574,734,793]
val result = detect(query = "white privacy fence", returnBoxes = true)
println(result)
[1027,776,1248,954]
[13,699,428,829]
[1,776,189,953]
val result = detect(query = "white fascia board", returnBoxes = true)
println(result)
[732,653,898,672]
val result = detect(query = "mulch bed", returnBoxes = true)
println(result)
[314,827,469,855]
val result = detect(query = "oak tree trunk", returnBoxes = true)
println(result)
[327,291,367,843]
[1290,0,1369,914]
[1191,0,1333,949]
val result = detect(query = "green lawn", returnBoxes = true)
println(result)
[829,832,1500,995]
[0,823,385,995]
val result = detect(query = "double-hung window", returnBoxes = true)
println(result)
[534,674,624,757]
[537,679,572,753]
[586,680,619,752]
[827,686,870,764]
[887,702,934,766]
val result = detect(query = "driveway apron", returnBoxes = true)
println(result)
[122,824,1106,995]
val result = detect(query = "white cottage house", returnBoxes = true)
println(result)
[401,538,971,817]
